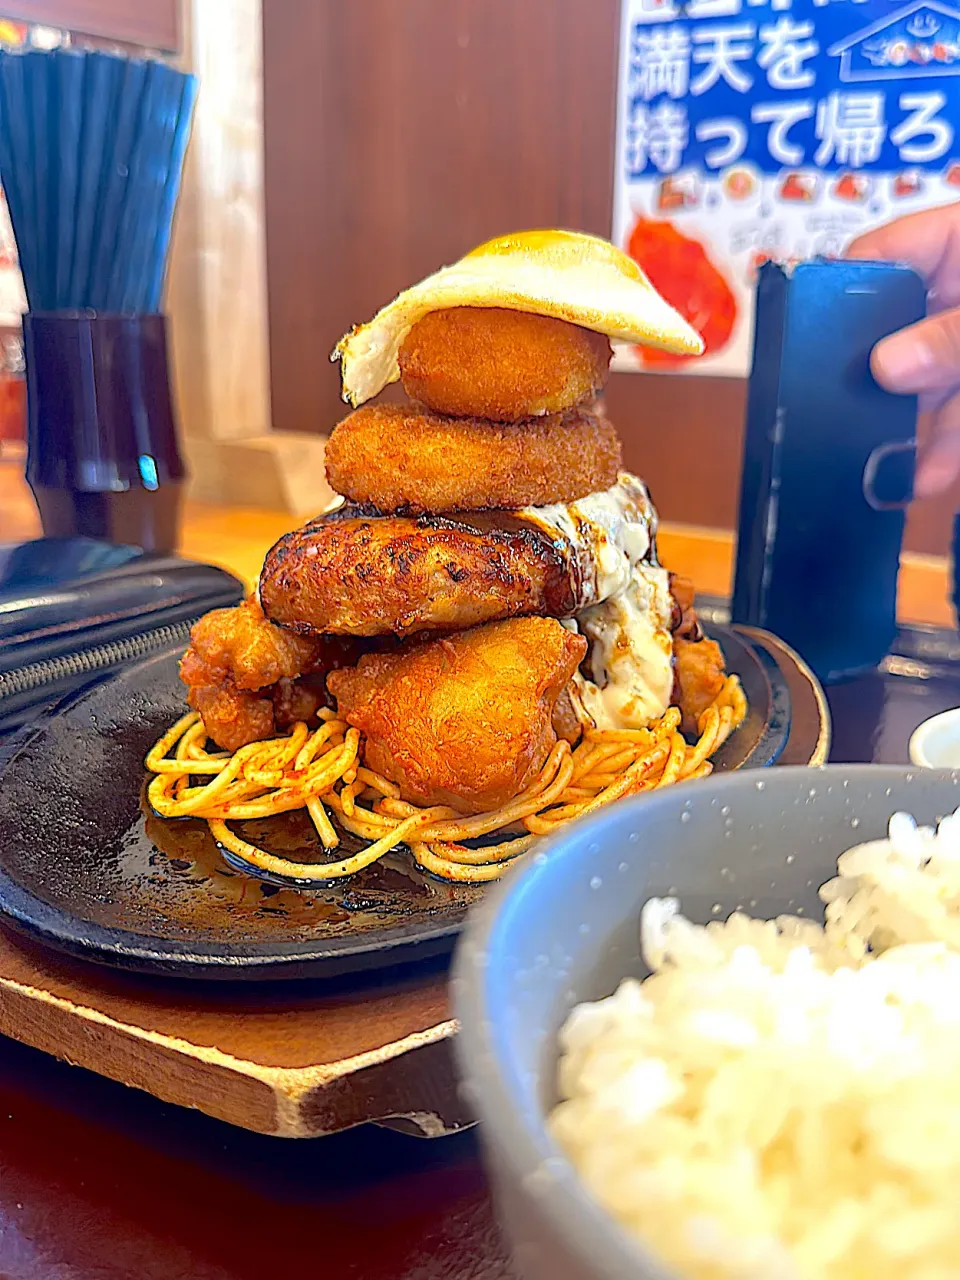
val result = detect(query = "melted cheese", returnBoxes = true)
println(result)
[530,472,675,731]
[571,564,675,732]
[522,473,658,608]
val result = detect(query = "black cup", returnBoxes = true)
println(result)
[24,312,186,552]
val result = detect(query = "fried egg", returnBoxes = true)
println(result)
[332,229,704,408]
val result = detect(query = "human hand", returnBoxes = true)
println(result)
[847,202,960,498]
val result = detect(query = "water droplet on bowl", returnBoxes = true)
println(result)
[578,922,590,936]
[680,812,691,824]
[808,787,817,798]
[711,903,722,915]
[618,861,629,874]
[851,817,860,829]
[721,805,731,817]
[629,831,640,844]
[755,780,765,792]
[590,875,602,890]
[786,854,795,864]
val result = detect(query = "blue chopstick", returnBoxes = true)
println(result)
[86,56,147,310]
[53,49,84,309]
[68,51,119,308]
[111,60,184,312]
[145,72,197,311]
[25,50,54,308]
[0,52,40,307]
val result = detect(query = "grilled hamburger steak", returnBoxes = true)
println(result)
[258,474,658,638]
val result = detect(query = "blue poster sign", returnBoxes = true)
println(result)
[613,0,960,376]
[623,0,958,178]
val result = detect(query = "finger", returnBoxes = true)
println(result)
[914,388,960,498]
[870,307,960,395]
[847,203,960,306]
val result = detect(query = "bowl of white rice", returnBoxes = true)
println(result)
[453,765,960,1280]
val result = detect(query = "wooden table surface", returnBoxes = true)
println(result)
[0,453,955,1278]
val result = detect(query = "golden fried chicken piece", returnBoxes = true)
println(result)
[184,677,275,754]
[328,618,587,815]
[186,596,322,691]
[179,598,358,751]
[552,685,584,746]
[324,403,620,514]
[673,635,726,738]
[398,306,611,422]
[666,574,726,736]
[669,572,704,641]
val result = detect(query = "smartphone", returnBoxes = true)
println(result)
[731,258,925,684]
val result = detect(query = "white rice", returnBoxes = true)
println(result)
[821,809,960,955]
[550,808,960,1279]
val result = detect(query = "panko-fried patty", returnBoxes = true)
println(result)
[324,403,621,513]
[398,306,612,422]
[328,617,587,814]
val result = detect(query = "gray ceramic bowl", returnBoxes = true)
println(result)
[453,764,960,1280]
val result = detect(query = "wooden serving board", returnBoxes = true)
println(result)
[0,928,465,1138]
[0,630,828,1139]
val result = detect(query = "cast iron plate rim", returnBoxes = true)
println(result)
[0,895,462,980]
[0,625,791,982]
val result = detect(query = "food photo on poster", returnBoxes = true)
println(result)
[612,0,960,376]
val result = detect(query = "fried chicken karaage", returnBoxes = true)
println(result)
[179,598,357,751]
[668,574,726,736]
[328,617,587,814]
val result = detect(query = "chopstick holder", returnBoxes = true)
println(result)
[23,312,185,550]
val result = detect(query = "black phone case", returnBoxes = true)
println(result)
[732,259,925,684]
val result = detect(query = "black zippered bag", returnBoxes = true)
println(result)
[0,536,245,737]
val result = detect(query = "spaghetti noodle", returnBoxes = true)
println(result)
[145,676,746,885]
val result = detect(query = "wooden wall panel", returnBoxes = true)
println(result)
[263,0,620,435]
[262,0,959,558]
[2,0,179,50]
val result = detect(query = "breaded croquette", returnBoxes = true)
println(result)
[398,306,611,422]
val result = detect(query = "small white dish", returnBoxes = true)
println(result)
[909,708,960,769]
